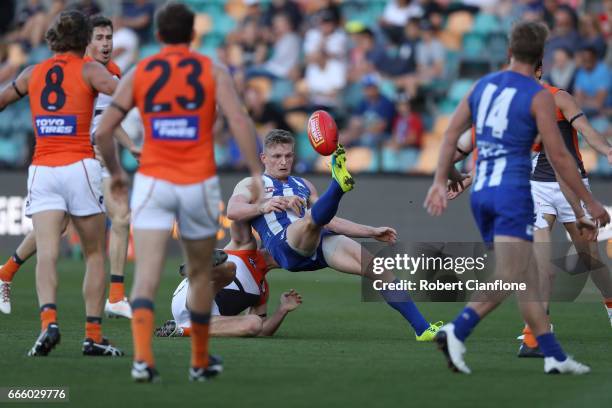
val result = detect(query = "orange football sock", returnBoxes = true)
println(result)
[40,308,57,331]
[85,321,103,343]
[604,299,612,309]
[191,321,210,368]
[0,256,21,282]
[182,327,191,337]
[522,325,538,348]
[132,303,155,366]
[108,281,125,303]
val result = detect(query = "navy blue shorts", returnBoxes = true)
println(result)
[266,228,334,272]
[471,186,534,244]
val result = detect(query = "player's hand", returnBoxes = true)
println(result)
[110,170,130,205]
[280,289,302,312]
[371,226,397,244]
[283,196,306,215]
[447,174,472,200]
[585,199,610,228]
[424,182,447,216]
[576,216,598,242]
[258,196,288,214]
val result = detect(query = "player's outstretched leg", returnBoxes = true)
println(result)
[0,232,37,314]
[103,178,132,319]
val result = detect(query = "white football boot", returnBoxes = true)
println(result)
[0,279,11,314]
[105,297,132,319]
[605,304,612,328]
[544,356,590,375]
[434,323,471,374]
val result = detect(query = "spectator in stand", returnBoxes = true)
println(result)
[544,47,576,93]
[415,20,445,93]
[71,0,101,17]
[236,20,268,70]
[346,24,385,83]
[579,13,607,61]
[379,0,424,44]
[574,45,610,121]
[382,93,424,172]
[389,17,421,97]
[261,13,301,79]
[244,84,290,139]
[601,0,612,67]
[4,0,64,49]
[340,74,395,149]
[116,0,155,44]
[263,0,302,33]
[304,8,348,66]
[543,5,580,71]
[112,20,139,72]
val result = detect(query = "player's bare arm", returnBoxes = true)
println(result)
[214,63,263,199]
[95,67,136,202]
[249,289,302,336]
[534,90,609,227]
[555,90,612,164]
[83,59,118,96]
[227,177,303,221]
[425,93,473,216]
[0,65,34,111]
[223,220,257,251]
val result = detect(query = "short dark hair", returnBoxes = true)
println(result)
[90,15,113,32]
[264,129,295,149]
[45,10,92,53]
[156,2,194,44]
[509,21,549,66]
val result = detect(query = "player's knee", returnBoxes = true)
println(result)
[109,214,130,232]
[242,315,263,337]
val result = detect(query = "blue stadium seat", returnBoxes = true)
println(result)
[439,79,474,113]
[269,79,294,104]
[28,46,52,64]
[487,32,509,64]
[139,43,161,58]
[471,13,500,35]
[462,32,486,59]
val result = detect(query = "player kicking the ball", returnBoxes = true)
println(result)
[424,21,610,374]
[0,16,139,319]
[0,10,124,356]
[227,129,442,341]
[156,221,301,338]
[96,2,262,382]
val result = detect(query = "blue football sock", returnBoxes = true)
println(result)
[311,179,344,226]
[452,307,480,342]
[536,333,566,361]
[381,282,430,335]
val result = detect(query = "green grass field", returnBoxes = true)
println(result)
[1,256,611,408]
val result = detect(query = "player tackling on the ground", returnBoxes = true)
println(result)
[424,21,610,374]
[227,129,442,341]
[156,221,302,338]
[0,10,124,356]
[0,16,139,319]
[96,2,262,382]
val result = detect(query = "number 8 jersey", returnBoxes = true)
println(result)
[29,53,96,166]
[467,71,543,243]
[133,44,217,184]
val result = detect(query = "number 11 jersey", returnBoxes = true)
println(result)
[133,44,217,185]
[29,53,96,166]
[466,70,544,243]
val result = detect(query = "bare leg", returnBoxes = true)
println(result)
[285,213,325,256]
[131,230,170,301]
[71,213,107,319]
[32,211,65,307]
[103,178,130,282]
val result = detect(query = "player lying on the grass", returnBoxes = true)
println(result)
[0,10,125,357]
[96,2,263,382]
[446,64,612,358]
[424,20,610,374]
[156,222,302,338]
[227,129,442,341]
[0,16,140,319]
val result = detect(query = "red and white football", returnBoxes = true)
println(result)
[307,110,338,156]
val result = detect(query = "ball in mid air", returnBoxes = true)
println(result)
[307,110,338,156]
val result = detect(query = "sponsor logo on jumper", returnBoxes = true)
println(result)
[35,115,77,136]
[151,116,199,140]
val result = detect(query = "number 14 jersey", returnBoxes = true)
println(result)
[133,45,217,185]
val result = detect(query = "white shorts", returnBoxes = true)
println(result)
[130,173,221,240]
[26,158,105,217]
[531,179,590,229]
[171,278,220,328]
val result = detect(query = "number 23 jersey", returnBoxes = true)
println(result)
[467,71,543,191]
[28,53,96,166]
[133,45,217,185]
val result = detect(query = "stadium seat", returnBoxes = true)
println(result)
[27,46,52,64]
[471,13,499,35]
[487,32,509,65]
[315,146,377,173]
[269,79,294,104]
[461,32,486,59]
[439,79,474,113]
[139,43,161,58]
[413,116,448,174]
